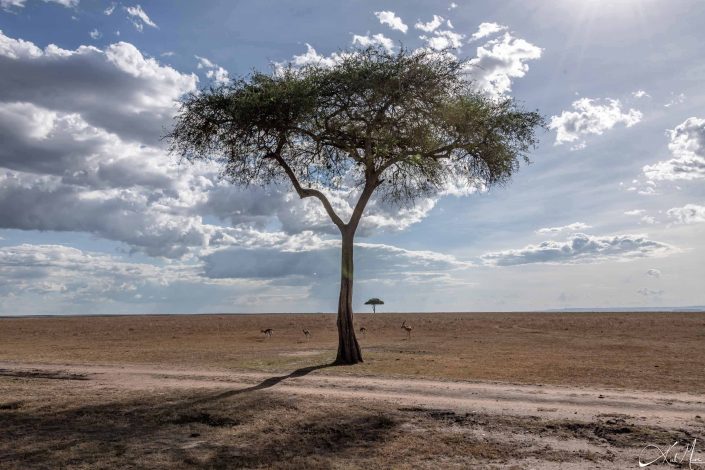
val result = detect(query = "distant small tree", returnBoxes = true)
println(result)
[167,46,544,365]
[365,298,384,314]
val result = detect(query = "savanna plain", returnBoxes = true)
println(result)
[1,312,704,469]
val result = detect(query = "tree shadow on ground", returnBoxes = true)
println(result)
[188,362,335,406]
[0,362,397,469]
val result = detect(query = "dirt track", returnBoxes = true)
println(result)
[2,361,702,429]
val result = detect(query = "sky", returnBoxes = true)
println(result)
[0,0,704,315]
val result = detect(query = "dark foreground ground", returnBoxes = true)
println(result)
[1,312,704,468]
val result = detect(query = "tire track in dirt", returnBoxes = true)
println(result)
[1,360,702,429]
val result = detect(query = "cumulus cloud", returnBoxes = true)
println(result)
[632,90,650,99]
[104,3,115,15]
[125,4,157,32]
[535,222,591,235]
[549,98,642,148]
[374,11,408,33]
[643,117,705,182]
[466,33,542,98]
[420,29,465,51]
[481,233,676,266]
[195,55,229,84]
[667,203,705,224]
[415,15,444,33]
[89,29,101,40]
[352,33,394,52]
[0,31,456,259]
[0,31,197,145]
[470,22,507,41]
[283,43,351,69]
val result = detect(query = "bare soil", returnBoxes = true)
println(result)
[1,312,704,468]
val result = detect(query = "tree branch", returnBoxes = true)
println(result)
[267,151,346,231]
[347,176,381,233]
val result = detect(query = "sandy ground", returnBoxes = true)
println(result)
[1,312,705,468]
[1,361,703,428]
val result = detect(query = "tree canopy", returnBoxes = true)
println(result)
[168,46,543,222]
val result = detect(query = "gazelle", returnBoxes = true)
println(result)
[401,321,412,339]
[261,328,273,338]
[302,328,311,340]
[359,326,367,336]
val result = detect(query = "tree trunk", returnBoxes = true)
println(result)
[335,232,363,364]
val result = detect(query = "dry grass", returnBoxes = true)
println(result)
[2,312,705,392]
[2,312,705,468]
[3,373,692,469]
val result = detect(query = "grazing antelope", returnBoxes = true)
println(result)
[401,321,412,339]
[359,326,367,336]
[302,328,311,340]
[261,328,273,338]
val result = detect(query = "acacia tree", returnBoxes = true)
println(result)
[365,298,384,314]
[167,46,544,365]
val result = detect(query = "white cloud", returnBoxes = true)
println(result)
[0,244,201,299]
[195,55,215,69]
[195,55,229,85]
[624,209,646,216]
[549,98,642,147]
[374,11,408,34]
[44,0,78,6]
[285,43,351,69]
[125,4,157,32]
[664,92,685,108]
[470,22,507,41]
[415,15,444,33]
[624,179,659,196]
[667,203,705,224]
[482,233,676,266]
[0,32,197,145]
[0,0,25,9]
[89,29,101,40]
[448,2,458,10]
[352,33,394,52]
[420,29,465,50]
[643,117,705,182]
[647,268,661,278]
[207,66,229,84]
[1,0,77,9]
[104,3,115,15]
[466,33,542,98]
[536,222,592,235]
[0,31,456,259]
[632,90,650,99]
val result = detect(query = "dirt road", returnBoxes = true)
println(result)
[3,360,705,468]
[2,361,702,429]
